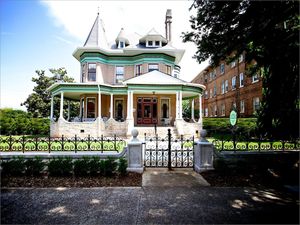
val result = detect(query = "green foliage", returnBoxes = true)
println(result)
[25,157,46,176]
[89,157,102,176]
[73,157,90,176]
[102,157,118,177]
[1,157,26,176]
[48,157,73,176]
[0,108,49,135]
[21,68,79,119]
[118,158,128,176]
[203,118,257,139]
[183,1,299,139]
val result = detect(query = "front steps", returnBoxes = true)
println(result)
[135,126,178,139]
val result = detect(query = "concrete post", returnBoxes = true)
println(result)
[127,129,144,173]
[194,129,214,173]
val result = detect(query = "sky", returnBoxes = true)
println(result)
[1,0,208,111]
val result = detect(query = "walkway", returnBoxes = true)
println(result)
[2,186,299,224]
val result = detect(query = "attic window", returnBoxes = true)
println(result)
[119,41,125,48]
[155,41,160,46]
[148,41,153,46]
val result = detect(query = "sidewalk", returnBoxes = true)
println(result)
[2,186,299,224]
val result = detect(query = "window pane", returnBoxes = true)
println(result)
[148,64,159,72]
[87,98,96,118]
[88,63,96,81]
[116,66,124,84]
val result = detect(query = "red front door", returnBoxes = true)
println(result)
[137,97,157,124]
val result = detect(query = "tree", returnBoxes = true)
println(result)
[182,0,299,139]
[21,68,79,119]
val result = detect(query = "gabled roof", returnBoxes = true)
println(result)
[139,28,168,44]
[84,13,108,48]
[123,70,187,85]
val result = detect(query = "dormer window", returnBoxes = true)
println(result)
[119,41,125,48]
[155,41,160,46]
[148,40,153,46]
[146,40,161,47]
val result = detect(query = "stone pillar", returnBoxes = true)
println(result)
[50,96,54,120]
[110,93,113,119]
[127,129,144,173]
[191,98,195,122]
[194,129,214,173]
[59,92,64,119]
[198,94,202,125]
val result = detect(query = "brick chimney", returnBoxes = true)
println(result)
[165,9,172,42]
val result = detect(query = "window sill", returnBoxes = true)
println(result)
[252,80,259,84]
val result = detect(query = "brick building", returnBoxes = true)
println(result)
[192,53,262,118]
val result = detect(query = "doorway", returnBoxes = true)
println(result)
[137,97,157,124]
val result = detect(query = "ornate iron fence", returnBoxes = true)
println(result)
[212,137,300,151]
[143,129,194,168]
[0,135,126,153]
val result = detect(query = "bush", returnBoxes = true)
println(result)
[89,157,102,176]
[73,157,90,176]
[118,158,128,176]
[1,157,26,176]
[25,157,46,176]
[48,157,73,176]
[102,157,118,177]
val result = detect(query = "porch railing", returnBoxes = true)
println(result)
[0,135,126,153]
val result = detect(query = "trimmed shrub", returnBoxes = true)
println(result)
[1,157,26,176]
[25,157,46,176]
[102,157,118,177]
[73,157,90,176]
[48,157,73,176]
[89,157,102,176]
[118,158,128,176]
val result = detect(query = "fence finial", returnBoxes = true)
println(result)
[200,129,208,142]
[131,129,139,142]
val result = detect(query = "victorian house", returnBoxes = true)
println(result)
[48,9,205,137]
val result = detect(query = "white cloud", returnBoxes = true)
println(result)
[41,0,207,81]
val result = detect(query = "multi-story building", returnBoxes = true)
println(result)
[48,9,205,138]
[192,54,262,118]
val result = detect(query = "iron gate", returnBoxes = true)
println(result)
[143,129,194,169]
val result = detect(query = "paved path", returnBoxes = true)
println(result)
[142,168,210,187]
[2,186,299,224]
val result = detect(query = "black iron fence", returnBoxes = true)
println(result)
[0,135,126,153]
[212,137,300,151]
[143,129,194,169]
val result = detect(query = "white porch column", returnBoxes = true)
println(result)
[130,91,134,119]
[191,98,195,121]
[67,101,70,121]
[198,94,203,124]
[127,91,131,119]
[98,90,101,119]
[175,91,179,119]
[50,96,54,120]
[59,92,64,118]
[110,93,113,119]
[179,90,183,119]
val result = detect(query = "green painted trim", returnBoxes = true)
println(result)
[182,86,203,94]
[80,52,175,65]
[183,95,199,100]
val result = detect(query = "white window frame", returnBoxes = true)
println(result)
[239,73,244,87]
[148,63,159,72]
[214,105,218,117]
[135,64,143,76]
[210,89,213,98]
[253,97,260,113]
[221,80,225,94]
[239,54,244,63]
[165,64,172,75]
[161,98,170,119]
[240,100,245,114]
[220,63,225,74]
[231,61,236,68]
[115,66,124,84]
[252,73,259,83]
[114,98,125,120]
[204,90,208,99]
[225,80,229,93]
[213,83,217,96]
[88,63,97,82]
[204,108,208,117]
[86,97,96,118]
[221,104,225,116]
[232,76,236,90]
[118,40,125,48]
